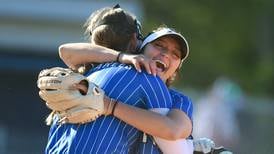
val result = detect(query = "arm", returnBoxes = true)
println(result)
[59,43,157,75]
[112,101,192,140]
[101,98,185,140]
[59,43,120,70]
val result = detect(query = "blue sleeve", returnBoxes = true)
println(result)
[138,73,173,109]
[86,63,173,110]
[170,89,193,121]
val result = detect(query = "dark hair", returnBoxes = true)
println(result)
[77,6,142,74]
[84,6,142,52]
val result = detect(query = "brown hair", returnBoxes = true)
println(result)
[84,7,138,52]
[77,6,140,74]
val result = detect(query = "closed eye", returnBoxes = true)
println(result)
[153,42,165,50]
[172,52,180,59]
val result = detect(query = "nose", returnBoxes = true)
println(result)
[160,50,169,59]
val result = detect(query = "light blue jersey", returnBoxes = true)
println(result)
[45,63,173,154]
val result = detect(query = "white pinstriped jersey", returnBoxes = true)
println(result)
[133,89,194,154]
[45,62,173,154]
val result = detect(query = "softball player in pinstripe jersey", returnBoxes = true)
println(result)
[59,27,194,154]
[131,27,193,154]
[46,62,173,154]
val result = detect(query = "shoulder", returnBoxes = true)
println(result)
[92,62,132,71]
[169,88,193,120]
[85,62,134,76]
[169,89,192,103]
[87,62,166,86]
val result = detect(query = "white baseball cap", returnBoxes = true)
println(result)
[140,28,189,62]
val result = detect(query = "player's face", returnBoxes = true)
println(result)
[144,36,182,82]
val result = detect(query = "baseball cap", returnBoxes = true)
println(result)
[140,28,189,62]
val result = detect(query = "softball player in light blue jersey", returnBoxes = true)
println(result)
[45,62,173,153]
[57,28,194,154]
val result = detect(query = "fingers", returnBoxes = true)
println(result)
[135,55,156,76]
[120,54,157,76]
[149,60,157,76]
[141,59,152,75]
[140,58,157,76]
[133,61,142,73]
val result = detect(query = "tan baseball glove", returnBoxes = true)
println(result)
[37,67,107,124]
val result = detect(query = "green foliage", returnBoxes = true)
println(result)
[141,0,274,97]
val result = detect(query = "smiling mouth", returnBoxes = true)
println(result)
[155,60,167,72]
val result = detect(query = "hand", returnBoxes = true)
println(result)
[119,54,157,76]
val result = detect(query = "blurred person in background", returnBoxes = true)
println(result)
[193,77,244,150]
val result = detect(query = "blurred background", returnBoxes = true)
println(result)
[0,0,273,153]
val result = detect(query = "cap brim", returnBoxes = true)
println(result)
[140,28,189,61]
